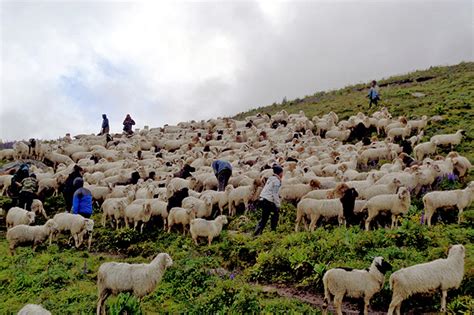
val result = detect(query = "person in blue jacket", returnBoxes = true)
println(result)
[211,160,232,191]
[71,177,93,218]
[368,80,380,108]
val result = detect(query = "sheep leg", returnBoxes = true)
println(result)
[208,236,212,246]
[440,289,447,312]
[365,216,373,231]
[391,215,397,229]
[88,233,93,251]
[363,296,370,315]
[96,289,110,315]
[309,214,320,232]
[457,207,464,224]
[243,200,249,215]
[387,295,404,315]
[193,236,198,245]
[73,234,80,248]
[125,218,129,229]
[333,294,343,315]
[133,221,138,231]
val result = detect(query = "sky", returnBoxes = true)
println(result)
[0,0,472,140]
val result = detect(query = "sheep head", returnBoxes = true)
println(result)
[373,257,392,274]
[309,179,321,189]
[447,244,465,258]
[216,215,228,225]
[27,212,36,224]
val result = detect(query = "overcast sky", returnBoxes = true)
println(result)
[1,0,472,140]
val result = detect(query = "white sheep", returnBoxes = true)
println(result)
[6,219,59,255]
[124,203,152,233]
[322,256,392,315]
[422,182,474,226]
[280,179,320,203]
[52,212,94,250]
[6,207,36,228]
[17,304,51,315]
[413,141,436,161]
[430,129,465,149]
[31,199,48,219]
[227,179,262,216]
[360,178,401,200]
[200,184,233,215]
[189,215,228,246]
[295,198,344,232]
[387,244,465,314]
[96,253,173,315]
[0,174,13,196]
[182,195,213,218]
[132,198,169,229]
[167,207,196,234]
[364,187,411,231]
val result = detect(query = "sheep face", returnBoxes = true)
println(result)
[374,257,392,274]
[162,253,174,268]
[85,219,95,232]
[216,215,228,225]
[45,219,59,233]
[27,212,36,224]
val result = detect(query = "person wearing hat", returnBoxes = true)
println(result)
[254,164,283,236]
[71,177,93,218]
[19,173,38,210]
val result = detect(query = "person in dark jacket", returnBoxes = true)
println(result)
[72,178,93,218]
[212,160,232,191]
[63,165,83,211]
[99,114,109,135]
[8,163,30,207]
[254,165,283,236]
[19,174,38,210]
[123,114,136,135]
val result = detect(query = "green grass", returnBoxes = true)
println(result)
[1,62,474,314]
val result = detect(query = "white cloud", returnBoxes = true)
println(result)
[1,0,472,140]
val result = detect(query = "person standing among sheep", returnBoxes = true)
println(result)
[18,173,38,210]
[123,114,135,135]
[212,160,232,192]
[253,165,283,236]
[98,114,109,135]
[368,80,380,108]
[71,178,93,218]
[63,165,83,211]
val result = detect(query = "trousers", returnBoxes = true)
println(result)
[254,198,279,235]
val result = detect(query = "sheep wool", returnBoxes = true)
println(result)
[6,207,36,229]
[190,215,228,246]
[6,219,59,255]
[388,245,465,315]
[323,256,392,315]
[96,253,173,315]
[17,304,51,315]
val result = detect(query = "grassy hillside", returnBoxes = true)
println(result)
[235,61,474,161]
[1,62,473,314]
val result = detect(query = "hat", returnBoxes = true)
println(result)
[272,164,283,175]
[73,177,84,188]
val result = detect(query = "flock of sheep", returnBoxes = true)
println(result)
[1,106,471,314]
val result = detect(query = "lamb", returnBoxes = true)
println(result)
[360,178,401,200]
[322,256,392,315]
[6,219,59,255]
[30,199,48,219]
[189,215,228,246]
[96,253,173,315]
[6,207,36,228]
[280,179,321,203]
[448,152,473,178]
[13,141,29,160]
[52,212,94,250]
[17,304,51,315]
[302,183,349,200]
[0,174,13,196]
[167,207,196,234]
[422,182,474,226]
[124,203,152,233]
[387,244,465,315]
[430,129,465,149]
[364,187,411,231]
[413,141,436,161]
[408,115,428,133]
[387,125,412,140]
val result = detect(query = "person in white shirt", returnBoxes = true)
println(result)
[253,164,283,236]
